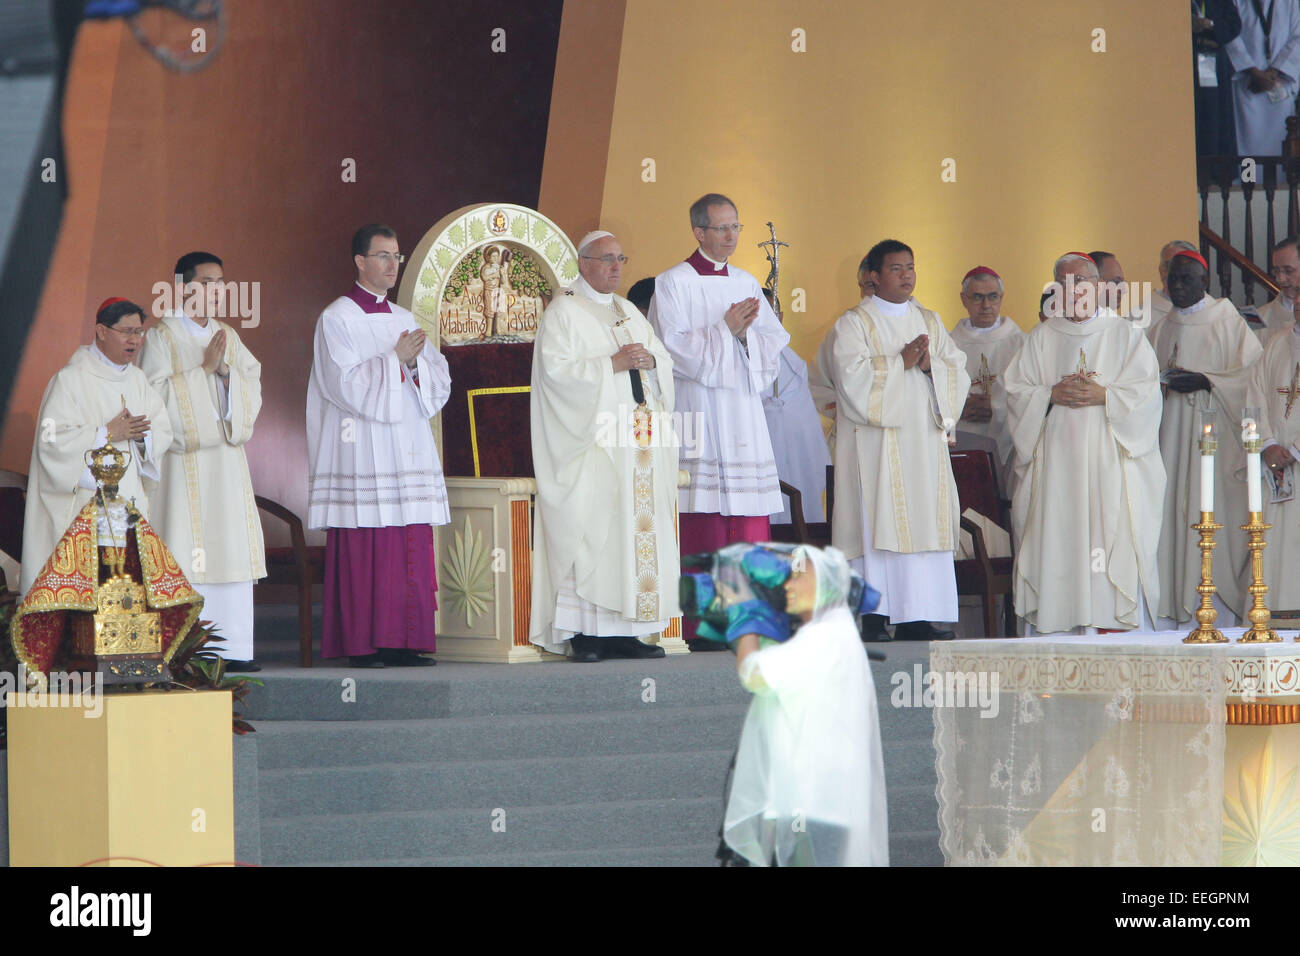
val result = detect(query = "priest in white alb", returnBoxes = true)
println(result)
[530,230,679,662]
[828,239,969,642]
[20,298,172,596]
[1247,298,1300,611]
[649,192,789,649]
[307,224,451,667]
[140,251,266,669]
[1005,252,1165,634]
[948,265,1026,494]
[1151,249,1261,627]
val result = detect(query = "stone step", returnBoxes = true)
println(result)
[251,704,748,768]
[260,797,724,864]
[258,749,735,817]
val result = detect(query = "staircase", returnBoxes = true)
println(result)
[238,608,943,867]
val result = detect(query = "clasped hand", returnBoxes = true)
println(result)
[901,334,930,372]
[1164,369,1211,394]
[106,407,150,442]
[202,329,229,376]
[724,298,759,340]
[1050,372,1105,408]
[612,344,655,373]
[395,328,426,364]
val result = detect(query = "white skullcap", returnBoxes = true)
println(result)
[577,230,615,254]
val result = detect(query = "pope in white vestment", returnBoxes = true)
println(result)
[140,303,266,663]
[21,301,172,597]
[529,235,680,660]
[1006,279,1166,634]
[762,346,830,524]
[828,291,969,630]
[1246,317,1300,611]
[1150,253,1263,625]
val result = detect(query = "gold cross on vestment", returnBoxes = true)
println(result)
[1075,348,1097,379]
[1166,342,1180,372]
[972,354,997,394]
[1279,362,1300,419]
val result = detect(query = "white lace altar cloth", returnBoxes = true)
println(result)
[929,629,1300,866]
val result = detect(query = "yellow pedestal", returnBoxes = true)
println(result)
[5,690,234,866]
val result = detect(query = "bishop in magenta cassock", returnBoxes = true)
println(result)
[648,193,789,649]
[306,225,451,667]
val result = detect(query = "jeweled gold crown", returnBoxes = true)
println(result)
[85,442,130,498]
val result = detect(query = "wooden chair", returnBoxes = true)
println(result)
[769,480,810,544]
[255,495,318,667]
[949,448,1016,637]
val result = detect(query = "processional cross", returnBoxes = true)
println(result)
[757,222,788,321]
[758,221,789,399]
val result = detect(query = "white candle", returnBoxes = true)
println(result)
[1201,452,1214,512]
[1248,450,1262,513]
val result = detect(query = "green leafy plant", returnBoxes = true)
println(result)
[158,619,261,735]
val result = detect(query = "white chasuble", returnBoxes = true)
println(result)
[1254,295,1294,343]
[762,347,831,524]
[949,316,1027,489]
[20,346,172,596]
[1005,312,1165,633]
[1246,324,1300,610]
[529,279,680,653]
[306,295,451,530]
[649,253,788,517]
[828,298,969,623]
[1150,296,1262,622]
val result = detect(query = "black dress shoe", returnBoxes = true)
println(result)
[894,621,956,641]
[860,614,893,643]
[569,635,604,663]
[379,648,437,666]
[608,637,666,659]
[686,638,726,652]
[223,660,262,673]
[349,654,385,668]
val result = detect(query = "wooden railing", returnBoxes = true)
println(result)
[1196,115,1300,304]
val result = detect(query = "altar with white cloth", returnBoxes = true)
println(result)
[933,629,1300,866]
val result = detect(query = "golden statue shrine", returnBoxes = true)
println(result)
[9,442,204,686]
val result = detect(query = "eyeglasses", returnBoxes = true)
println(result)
[580,254,629,265]
[702,224,743,235]
[106,325,146,339]
[966,293,1002,303]
[365,252,406,265]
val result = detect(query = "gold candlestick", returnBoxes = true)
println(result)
[1239,510,1281,643]
[1184,511,1227,643]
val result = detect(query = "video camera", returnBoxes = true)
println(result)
[679,542,880,647]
